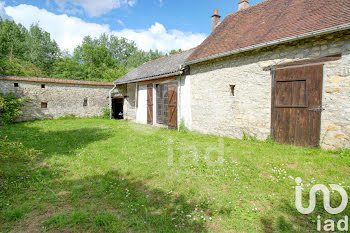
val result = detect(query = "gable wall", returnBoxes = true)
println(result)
[188,31,350,149]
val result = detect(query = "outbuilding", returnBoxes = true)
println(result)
[116,0,350,149]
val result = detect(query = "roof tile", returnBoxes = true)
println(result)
[186,0,350,63]
[115,48,195,84]
[0,76,114,86]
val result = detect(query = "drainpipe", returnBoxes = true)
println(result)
[109,84,117,119]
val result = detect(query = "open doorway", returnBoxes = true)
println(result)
[112,98,124,119]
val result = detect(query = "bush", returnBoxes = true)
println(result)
[0,93,30,125]
[101,108,111,119]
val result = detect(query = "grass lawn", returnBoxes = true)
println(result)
[1,118,350,232]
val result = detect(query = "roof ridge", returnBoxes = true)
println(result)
[144,47,196,64]
[227,0,272,16]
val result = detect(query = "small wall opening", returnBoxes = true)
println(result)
[41,84,46,88]
[14,83,19,87]
[41,102,48,109]
[83,98,88,107]
[230,84,236,96]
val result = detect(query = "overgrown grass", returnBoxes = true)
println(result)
[0,118,349,232]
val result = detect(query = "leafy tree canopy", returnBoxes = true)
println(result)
[0,18,180,82]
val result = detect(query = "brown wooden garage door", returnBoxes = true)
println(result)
[271,65,323,148]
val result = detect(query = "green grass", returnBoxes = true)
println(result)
[0,118,350,232]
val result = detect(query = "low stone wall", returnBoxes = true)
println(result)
[0,80,113,121]
[189,31,350,149]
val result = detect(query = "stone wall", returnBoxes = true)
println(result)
[189,31,350,149]
[0,80,112,121]
[178,75,192,129]
[124,83,136,121]
[322,50,350,149]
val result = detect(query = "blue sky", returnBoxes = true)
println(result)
[0,0,264,53]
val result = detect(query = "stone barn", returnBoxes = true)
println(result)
[0,76,114,121]
[116,0,350,149]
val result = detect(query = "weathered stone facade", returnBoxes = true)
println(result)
[0,79,113,121]
[188,31,350,149]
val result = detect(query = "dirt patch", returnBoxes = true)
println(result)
[286,164,297,169]
[57,191,70,196]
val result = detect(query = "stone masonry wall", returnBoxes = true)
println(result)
[189,31,350,149]
[123,83,136,121]
[0,80,112,121]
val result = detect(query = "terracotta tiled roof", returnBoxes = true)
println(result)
[0,76,114,86]
[186,0,350,64]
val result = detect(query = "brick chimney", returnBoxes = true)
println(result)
[211,9,221,32]
[238,0,249,10]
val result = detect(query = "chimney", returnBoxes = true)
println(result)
[238,0,249,10]
[211,9,221,32]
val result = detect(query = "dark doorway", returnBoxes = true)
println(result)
[271,64,323,148]
[112,98,124,119]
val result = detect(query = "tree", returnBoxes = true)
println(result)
[0,58,47,77]
[69,34,164,81]
[0,17,167,82]
[169,49,182,55]
[0,18,27,60]
[23,24,59,73]
[51,57,84,80]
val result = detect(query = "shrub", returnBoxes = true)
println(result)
[0,93,30,125]
[101,108,111,119]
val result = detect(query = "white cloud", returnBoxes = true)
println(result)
[5,4,206,53]
[54,0,137,17]
[117,19,125,27]
[5,4,109,52]
[113,22,206,52]
[0,1,13,20]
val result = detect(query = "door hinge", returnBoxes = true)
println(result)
[309,106,325,112]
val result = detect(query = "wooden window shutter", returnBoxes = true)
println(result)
[147,84,153,124]
[167,82,178,129]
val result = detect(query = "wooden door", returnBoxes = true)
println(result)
[156,84,168,125]
[168,82,178,130]
[271,65,323,147]
[147,84,153,125]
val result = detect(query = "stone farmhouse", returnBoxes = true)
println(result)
[114,0,350,149]
[0,76,114,121]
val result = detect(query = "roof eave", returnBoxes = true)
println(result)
[185,23,350,66]
[114,70,183,85]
